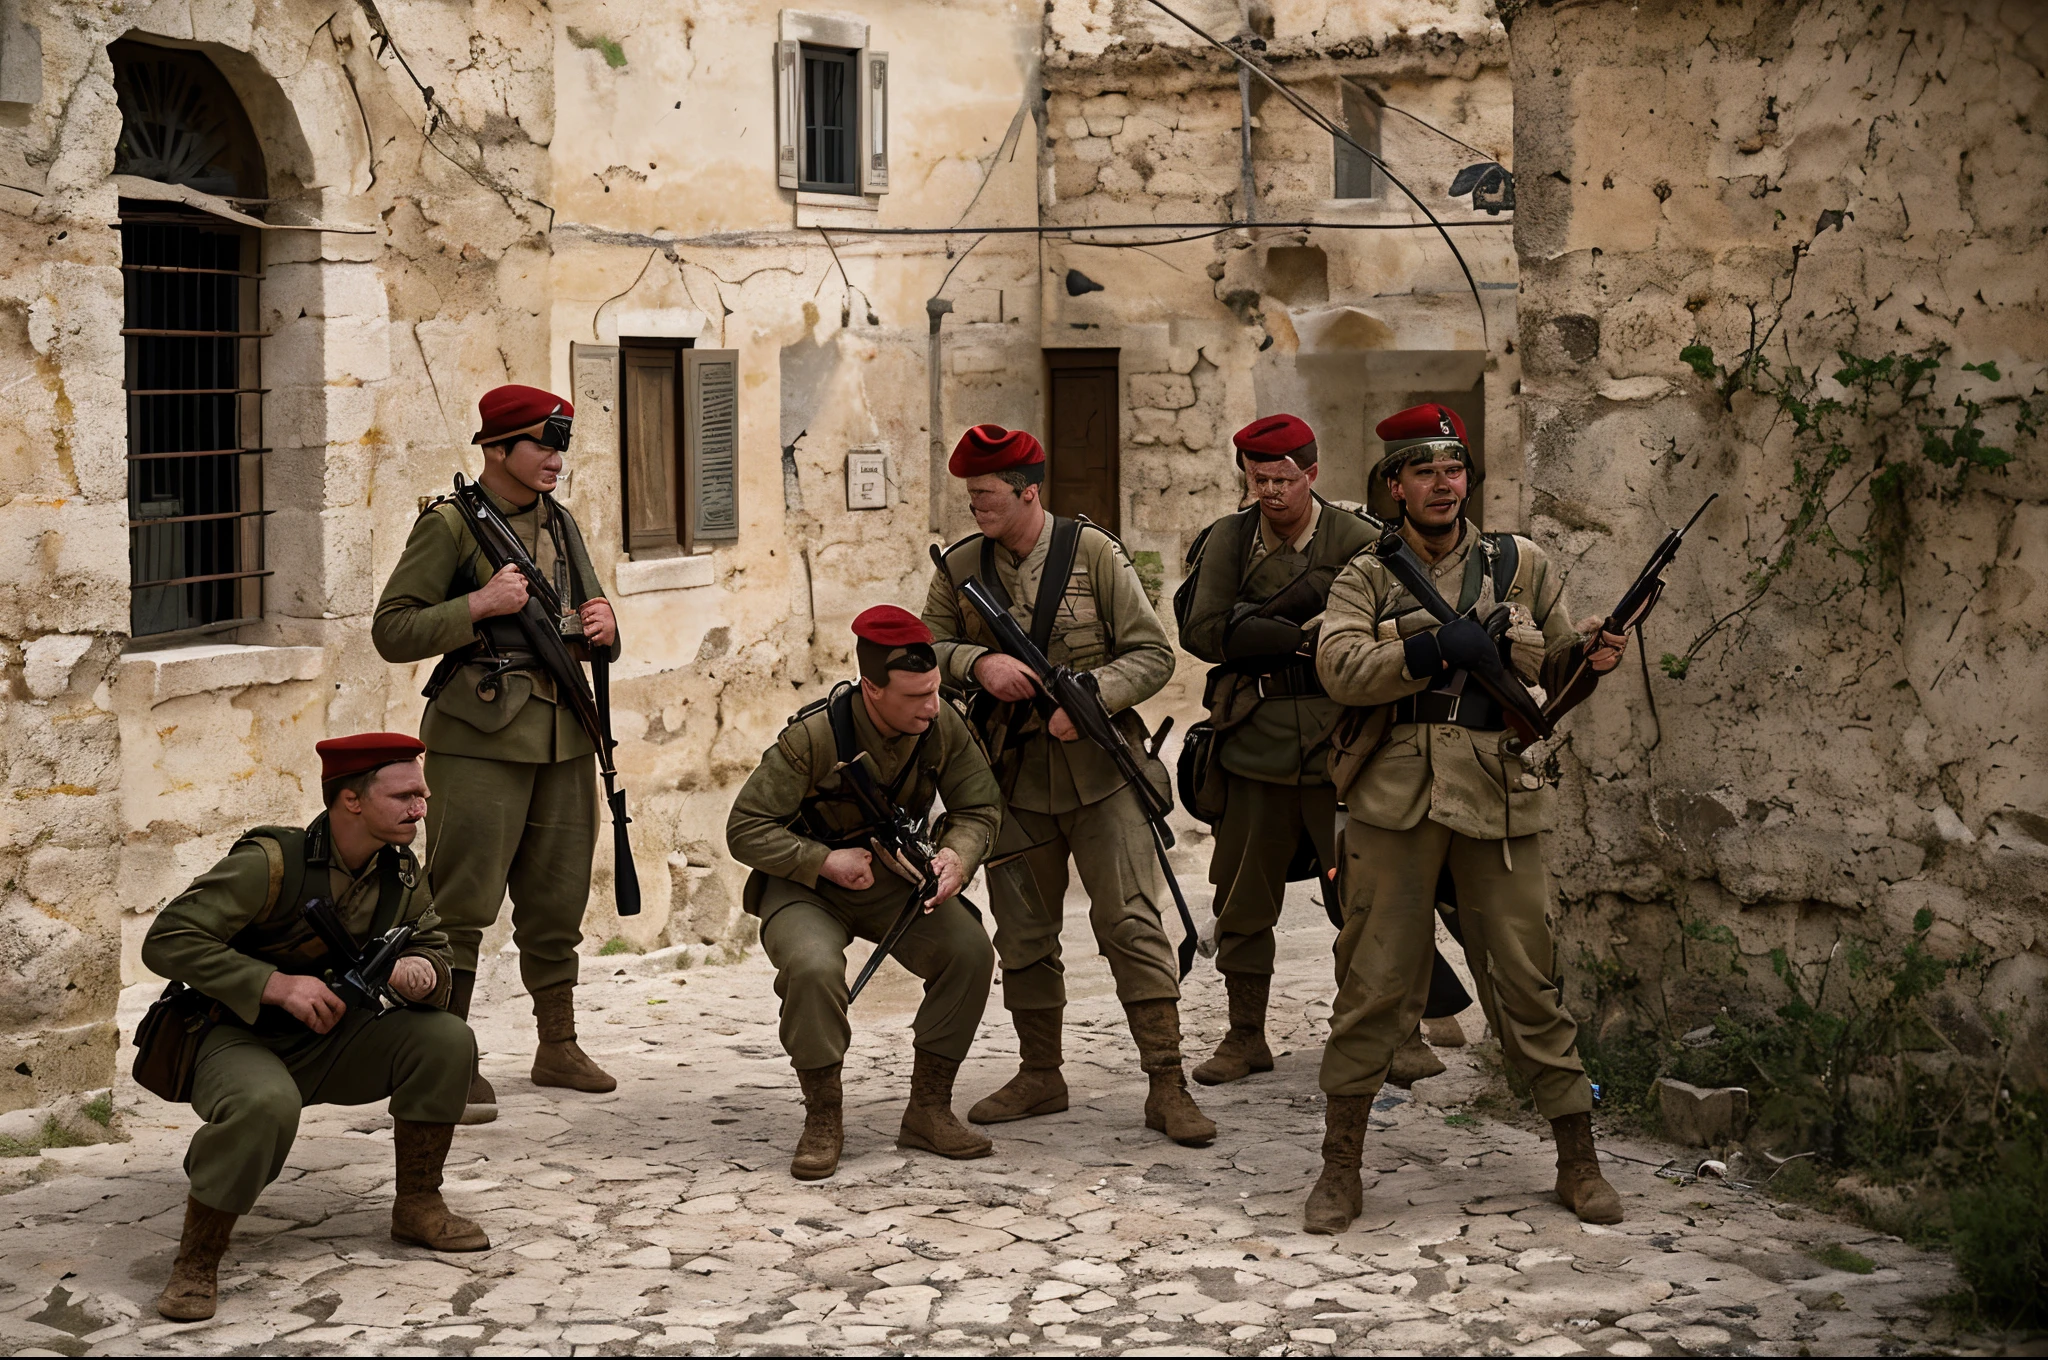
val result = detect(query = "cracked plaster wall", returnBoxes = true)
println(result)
[1506,0,2048,1083]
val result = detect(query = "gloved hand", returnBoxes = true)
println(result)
[1435,617,1497,672]
[1223,614,1306,661]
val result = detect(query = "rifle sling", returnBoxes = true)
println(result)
[824,684,931,835]
[978,515,1082,656]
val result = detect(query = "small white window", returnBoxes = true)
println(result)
[777,11,888,197]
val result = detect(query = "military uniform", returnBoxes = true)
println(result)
[373,479,619,1097]
[923,421,1212,1147]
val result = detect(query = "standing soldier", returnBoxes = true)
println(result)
[1304,404,1630,1234]
[375,385,621,1121]
[142,735,485,1322]
[726,608,1000,1179]
[923,424,1214,1147]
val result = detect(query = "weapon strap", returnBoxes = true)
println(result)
[368,848,407,938]
[826,683,931,806]
[1451,532,1520,614]
[978,515,1082,656]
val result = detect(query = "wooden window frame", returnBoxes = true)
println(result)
[798,44,859,194]
[617,336,692,558]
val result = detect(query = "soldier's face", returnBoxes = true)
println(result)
[865,667,943,736]
[965,475,1038,538]
[343,759,431,846]
[1390,459,1468,531]
[1245,457,1317,523]
[496,437,564,495]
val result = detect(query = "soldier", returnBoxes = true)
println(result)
[142,734,486,1322]
[374,384,621,1121]
[923,424,1214,1147]
[1304,403,1630,1233]
[726,607,1001,1179]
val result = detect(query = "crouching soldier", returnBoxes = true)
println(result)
[1305,404,1630,1234]
[726,607,1002,1180]
[142,734,485,1322]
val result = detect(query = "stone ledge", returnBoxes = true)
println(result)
[614,555,714,597]
[117,643,325,705]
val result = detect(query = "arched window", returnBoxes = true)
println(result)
[111,40,270,641]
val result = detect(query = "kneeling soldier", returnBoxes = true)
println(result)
[726,607,1001,1180]
[1306,404,1629,1233]
[142,734,485,1322]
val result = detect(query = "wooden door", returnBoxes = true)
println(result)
[1046,351,1120,531]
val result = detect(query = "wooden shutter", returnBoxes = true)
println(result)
[620,342,681,554]
[684,349,740,548]
[859,49,889,194]
[776,39,801,189]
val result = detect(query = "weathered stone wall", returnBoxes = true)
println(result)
[1506,0,2048,1084]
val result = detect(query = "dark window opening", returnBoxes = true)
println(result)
[1334,80,1382,201]
[800,45,858,193]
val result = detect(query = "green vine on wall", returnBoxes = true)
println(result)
[1663,336,2043,679]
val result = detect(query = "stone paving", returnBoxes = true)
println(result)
[0,879,1972,1357]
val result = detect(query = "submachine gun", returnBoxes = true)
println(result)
[300,898,418,1015]
[938,548,1200,979]
[450,473,640,916]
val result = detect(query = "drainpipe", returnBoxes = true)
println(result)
[1238,65,1256,224]
[926,295,954,532]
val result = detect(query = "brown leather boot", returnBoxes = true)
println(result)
[1386,1025,1447,1087]
[896,1050,993,1160]
[791,1065,843,1181]
[1192,971,1275,1086]
[529,982,617,1093]
[154,1196,237,1321]
[968,1007,1069,1125]
[1124,999,1217,1147]
[1303,1094,1373,1235]
[448,969,497,1125]
[1421,1015,1468,1047]
[390,1119,491,1251]
[1552,1111,1623,1224]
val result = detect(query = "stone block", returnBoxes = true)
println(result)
[116,644,325,706]
[1128,373,1195,410]
[22,633,96,699]
[616,555,715,596]
[1653,1078,1749,1147]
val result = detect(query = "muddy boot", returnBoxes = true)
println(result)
[897,1050,994,1161]
[791,1065,843,1181]
[1303,1095,1373,1235]
[154,1197,238,1321]
[1386,1025,1447,1087]
[1192,972,1275,1087]
[1552,1111,1624,1224]
[1124,999,1217,1147]
[390,1120,491,1251]
[968,1007,1069,1125]
[1421,1015,1468,1048]
[529,982,617,1093]
[448,969,497,1125]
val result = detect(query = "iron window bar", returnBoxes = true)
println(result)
[125,386,269,395]
[121,328,272,338]
[121,264,264,279]
[128,568,273,590]
[127,507,272,529]
[126,446,267,462]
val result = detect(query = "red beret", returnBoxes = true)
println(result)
[473,384,574,445]
[316,732,425,784]
[1233,413,1317,466]
[1375,403,1468,449]
[948,425,1046,479]
[851,605,933,648]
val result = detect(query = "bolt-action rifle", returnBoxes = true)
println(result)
[450,473,640,916]
[1541,494,1717,723]
[831,748,981,1005]
[941,552,1199,978]
[300,897,418,1014]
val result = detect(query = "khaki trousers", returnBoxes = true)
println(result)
[185,1008,473,1215]
[1206,774,1339,976]
[987,790,1181,1012]
[1320,818,1592,1118]
[758,887,993,1071]
[424,750,597,994]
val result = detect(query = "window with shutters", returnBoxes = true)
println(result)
[112,40,271,641]
[776,13,888,198]
[1333,80,1382,201]
[617,339,740,555]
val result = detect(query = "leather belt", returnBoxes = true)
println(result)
[1392,689,1503,731]
[1254,662,1324,699]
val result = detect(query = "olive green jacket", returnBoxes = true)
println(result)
[1181,496,1377,786]
[1316,520,1583,839]
[922,514,1175,814]
[726,689,1003,926]
[141,817,453,1055]
[373,484,617,764]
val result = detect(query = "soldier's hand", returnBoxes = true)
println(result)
[261,971,347,1035]
[390,956,437,1002]
[1047,707,1080,742]
[1579,617,1628,673]
[580,598,617,647]
[924,848,966,910]
[820,847,875,891]
[974,653,1038,703]
[468,563,530,622]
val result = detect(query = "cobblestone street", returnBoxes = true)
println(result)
[1,883,1968,1357]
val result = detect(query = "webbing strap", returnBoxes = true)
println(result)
[977,516,1081,655]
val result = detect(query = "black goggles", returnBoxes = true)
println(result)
[537,413,574,452]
